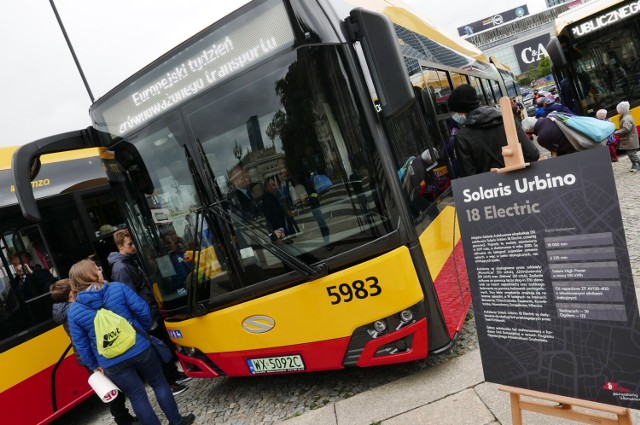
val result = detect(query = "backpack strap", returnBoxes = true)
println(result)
[479,142,505,168]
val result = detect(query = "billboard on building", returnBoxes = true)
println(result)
[513,33,551,73]
[457,5,529,37]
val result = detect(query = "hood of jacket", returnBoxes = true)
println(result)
[465,106,503,128]
[107,251,131,266]
[75,285,107,310]
[52,301,70,325]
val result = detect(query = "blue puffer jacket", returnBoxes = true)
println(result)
[68,282,153,371]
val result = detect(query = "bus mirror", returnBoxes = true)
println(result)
[12,129,97,222]
[547,36,568,68]
[347,8,414,118]
[114,144,155,195]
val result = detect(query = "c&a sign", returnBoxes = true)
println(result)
[513,33,551,73]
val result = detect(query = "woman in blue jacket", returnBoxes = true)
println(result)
[68,259,195,425]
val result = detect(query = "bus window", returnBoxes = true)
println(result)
[450,72,468,88]
[103,46,392,307]
[491,79,502,101]
[187,46,390,257]
[481,79,496,105]
[469,76,487,106]
[421,67,452,114]
[0,228,55,343]
[569,30,640,113]
[107,116,214,313]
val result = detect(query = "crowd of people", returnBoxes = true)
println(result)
[446,83,637,175]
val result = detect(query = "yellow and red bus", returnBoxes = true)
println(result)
[13,0,517,380]
[0,146,124,424]
[548,0,640,123]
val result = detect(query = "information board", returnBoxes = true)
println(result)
[452,148,640,408]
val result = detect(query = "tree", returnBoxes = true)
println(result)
[537,56,552,79]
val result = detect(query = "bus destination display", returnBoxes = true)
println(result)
[452,147,640,408]
[94,0,294,137]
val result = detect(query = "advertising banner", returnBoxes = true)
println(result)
[513,33,551,74]
[457,5,528,37]
[452,148,640,407]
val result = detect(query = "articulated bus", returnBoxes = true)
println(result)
[13,0,516,381]
[548,0,640,122]
[0,146,124,424]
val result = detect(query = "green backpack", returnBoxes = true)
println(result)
[94,308,136,358]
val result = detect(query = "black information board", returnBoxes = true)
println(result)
[452,148,640,407]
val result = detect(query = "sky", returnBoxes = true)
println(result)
[0,0,549,149]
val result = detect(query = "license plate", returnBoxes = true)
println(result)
[247,354,305,374]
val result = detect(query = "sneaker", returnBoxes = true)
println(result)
[179,413,196,425]
[172,371,192,384]
[170,383,188,396]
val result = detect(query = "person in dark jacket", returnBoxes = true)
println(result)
[262,177,298,240]
[107,229,191,394]
[521,116,576,157]
[447,84,539,176]
[67,259,195,425]
[11,251,55,323]
[51,279,138,425]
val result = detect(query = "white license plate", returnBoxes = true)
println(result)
[247,354,305,374]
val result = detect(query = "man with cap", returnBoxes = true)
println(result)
[447,84,539,176]
[540,95,573,118]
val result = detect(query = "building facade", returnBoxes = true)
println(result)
[463,1,579,76]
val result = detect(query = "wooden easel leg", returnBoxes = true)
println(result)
[619,410,633,425]
[510,393,523,425]
[499,385,634,425]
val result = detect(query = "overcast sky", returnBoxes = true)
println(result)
[0,0,548,149]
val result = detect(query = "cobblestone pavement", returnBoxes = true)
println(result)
[51,155,639,425]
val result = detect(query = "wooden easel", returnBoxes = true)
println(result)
[492,97,530,174]
[499,385,633,425]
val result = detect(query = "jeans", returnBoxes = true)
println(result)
[105,347,183,425]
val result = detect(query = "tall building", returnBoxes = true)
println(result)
[246,115,265,152]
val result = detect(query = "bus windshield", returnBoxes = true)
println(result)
[552,0,640,114]
[100,44,392,315]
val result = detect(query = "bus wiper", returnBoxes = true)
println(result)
[204,203,327,279]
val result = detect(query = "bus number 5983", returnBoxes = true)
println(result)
[326,276,381,305]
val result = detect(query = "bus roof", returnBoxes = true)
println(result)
[0,146,103,171]
[555,0,624,33]
[346,0,494,66]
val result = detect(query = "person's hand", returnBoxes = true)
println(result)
[274,229,285,239]
[24,264,33,274]
[94,367,105,374]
